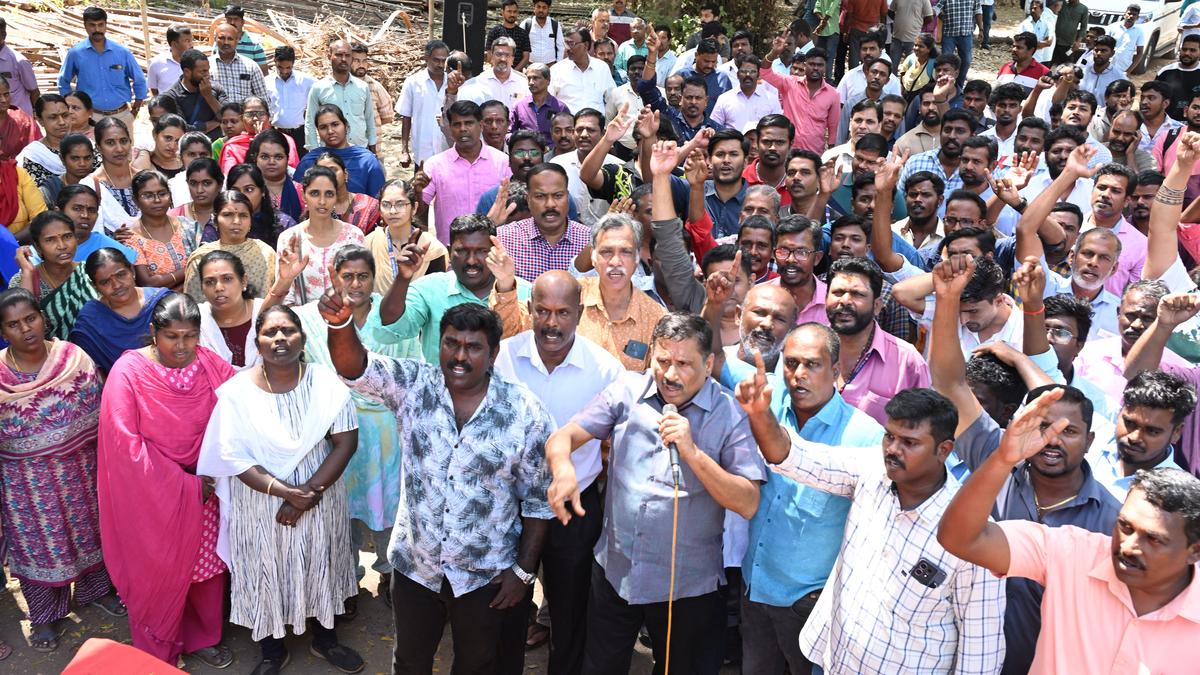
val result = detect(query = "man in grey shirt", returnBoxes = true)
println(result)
[546,312,765,675]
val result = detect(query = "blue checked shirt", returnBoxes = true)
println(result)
[776,436,1005,674]
[937,0,983,38]
[57,39,148,111]
[899,148,964,218]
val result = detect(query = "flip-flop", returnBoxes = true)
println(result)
[90,595,128,617]
[29,624,63,653]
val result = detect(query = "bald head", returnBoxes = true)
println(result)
[531,270,583,358]
[738,284,800,367]
[215,23,240,58]
[532,269,582,306]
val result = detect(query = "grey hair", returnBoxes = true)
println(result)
[1073,226,1123,256]
[745,184,782,213]
[1123,278,1169,303]
[592,7,610,19]
[527,62,551,80]
[491,36,518,51]
[591,213,642,249]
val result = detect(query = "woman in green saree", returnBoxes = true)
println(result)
[9,211,97,340]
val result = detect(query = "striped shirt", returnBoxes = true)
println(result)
[775,436,1006,674]
[496,218,591,282]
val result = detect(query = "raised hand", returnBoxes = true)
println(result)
[604,102,633,144]
[769,34,787,59]
[485,235,516,291]
[932,254,976,298]
[1157,292,1200,329]
[933,73,955,99]
[996,387,1070,465]
[704,249,741,308]
[1063,143,1100,179]
[1175,131,1200,171]
[635,105,659,142]
[410,167,431,196]
[395,236,430,283]
[734,349,774,416]
[819,159,845,195]
[608,196,635,215]
[317,264,354,326]
[650,139,683,177]
[15,246,35,274]
[874,147,909,192]
[277,234,309,285]
[1011,256,1046,301]
[990,174,1022,208]
[486,177,517,226]
[683,148,710,186]
[1009,150,1039,190]
[447,65,466,95]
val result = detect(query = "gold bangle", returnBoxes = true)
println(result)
[266,477,277,497]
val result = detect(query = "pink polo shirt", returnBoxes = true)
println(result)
[839,321,932,427]
[998,519,1200,675]
[422,143,511,244]
[758,68,840,153]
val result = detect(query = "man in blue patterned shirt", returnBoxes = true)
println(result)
[321,288,554,675]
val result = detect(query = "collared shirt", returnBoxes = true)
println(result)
[703,180,747,239]
[614,38,650,73]
[210,30,267,66]
[485,23,532,64]
[396,68,450,164]
[673,67,732,116]
[209,53,268,110]
[835,64,902,108]
[1082,216,1145,297]
[1092,441,1184,501]
[768,274,830,326]
[374,270,531,363]
[495,218,591,282]
[0,45,37,115]
[572,370,766,604]
[423,144,511,243]
[710,87,783,136]
[1140,116,1183,154]
[548,56,615,113]
[899,148,964,200]
[1019,15,1054,63]
[1074,335,1189,404]
[551,149,620,226]
[999,518,1200,675]
[1044,268,1120,340]
[838,321,932,427]
[347,353,554,597]
[742,159,789,205]
[147,52,181,94]
[996,60,1051,93]
[894,124,941,158]
[954,411,1121,675]
[266,70,317,130]
[522,15,565,63]
[981,123,1020,166]
[919,293,1024,357]
[510,94,570,150]
[938,0,983,37]
[459,69,531,108]
[495,332,624,492]
[57,39,148,111]
[1108,22,1147,73]
[635,76,726,142]
[1078,62,1124,102]
[775,436,1005,673]
[759,68,839,153]
[653,50,679,86]
[306,75,376,148]
[577,276,666,371]
[892,216,946,254]
[162,78,229,137]
[743,390,884,606]
[364,75,394,128]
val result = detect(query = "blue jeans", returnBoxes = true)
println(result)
[817,33,840,81]
[942,34,973,90]
[981,5,994,45]
[891,40,914,64]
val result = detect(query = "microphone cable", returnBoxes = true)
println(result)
[664,460,680,674]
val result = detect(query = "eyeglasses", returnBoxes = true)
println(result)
[243,110,268,118]
[512,149,542,159]
[943,216,979,228]
[1046,326,1076,344]
[140,190,171,202]
[774,246,815,261]
[381,200,412,211]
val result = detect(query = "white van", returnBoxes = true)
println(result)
[1086,0,1183,73]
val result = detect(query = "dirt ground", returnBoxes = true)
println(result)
[0,5,1178,675]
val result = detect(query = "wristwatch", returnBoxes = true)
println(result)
[510,564,536,585]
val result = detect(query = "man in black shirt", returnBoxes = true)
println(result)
[161,48,228,140]
[486,0,532,70]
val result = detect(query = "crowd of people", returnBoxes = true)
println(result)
[1,1,1200,674]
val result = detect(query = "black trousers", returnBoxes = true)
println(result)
[259,620,337,660]
[740,589,822,675]
[391,573,508,675]
[276,126,308,159]
[581,561,725,675]
[543,481,604,675]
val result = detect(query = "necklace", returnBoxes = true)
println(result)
[37,263,71,290]
[1034,491,1078,514]
[4,342,49,373]
[262,362,303,393]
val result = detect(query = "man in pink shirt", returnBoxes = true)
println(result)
[1080,163,1145,296]
[940,390,1200,675]
[418,99,512,244]
[824,256,930,426]
[767,215,829,327]
[761,38,840,153]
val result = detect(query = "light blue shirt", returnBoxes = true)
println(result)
[1090,442,1183,501]
[742,389,885,605]
[57,39,148,111]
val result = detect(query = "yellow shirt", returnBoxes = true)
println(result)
[4,166,47,234]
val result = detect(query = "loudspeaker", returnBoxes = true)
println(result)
[441,0,488,76]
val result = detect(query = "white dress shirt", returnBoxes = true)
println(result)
[395,68,450,164]
[147,52,181,93]
[266,69,316,130]
[458,68,531,108]
[549,56,616,113]
[522,15,566,64]
[494,332,624,493]
[1108,22,1147,73]
[835,64,902,103]
[711,86,783,133]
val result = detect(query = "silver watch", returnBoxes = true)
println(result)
[510,564,535,585]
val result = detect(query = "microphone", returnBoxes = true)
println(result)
[663,403,682,487]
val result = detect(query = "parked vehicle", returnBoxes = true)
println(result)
[1088,0,1183,74]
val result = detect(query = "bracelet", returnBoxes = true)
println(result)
[325,315,354,329]
[1156,185,1186,206]
[266,477,277,497]
[1023,306,1045,315]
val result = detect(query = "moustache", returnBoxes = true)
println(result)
[1115,552,1146,570]
[541,209,560,218]
[540,327,564,340]
[446,360,473,373]
[661,377,684,390]
[884,454,906,469]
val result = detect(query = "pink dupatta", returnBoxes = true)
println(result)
[96,346,234,657]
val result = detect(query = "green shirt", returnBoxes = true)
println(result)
[373,271,532,363]
[1055,1,1090,44]
[815,0,842,37]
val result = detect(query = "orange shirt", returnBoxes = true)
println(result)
[999,519,1200,675]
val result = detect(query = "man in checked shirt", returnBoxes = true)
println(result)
[736,359,1005,673]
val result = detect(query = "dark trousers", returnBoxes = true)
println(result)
[543,482,604,675]
[276,126,308,158]
[260,620,338,660]
[581,561,725,675]
[720,567,744,665]
[739,590,821,675]
[391,573,508,675]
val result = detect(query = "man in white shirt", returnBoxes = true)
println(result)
[265,45,316,154]
[1108,5,1148,76]
[711,54,783,132]
[549,27,616,113]
[835,33,900,104]
[148,24,191,95]
[396,40,450,167]
[522,0,566,64]
[458,37,531,108]
[1018,0,1054,64]
[493,270,624,675]
[1182,0,1200,44]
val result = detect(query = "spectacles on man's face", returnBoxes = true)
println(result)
[944,216,979,229]
[1046,326,1076,344]
[512,149,542,159]
[774,246,815,261]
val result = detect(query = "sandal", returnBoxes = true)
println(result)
[189,644,234,669]
[29,623,62,653]
[378,575,391,609]
[0,640,12,660]
[309,642,364,674]
[90,594,128,617]
[525,622,551,650]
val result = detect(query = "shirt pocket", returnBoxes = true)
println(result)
[794,487,831,518]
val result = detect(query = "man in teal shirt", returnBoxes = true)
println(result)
[375,214,530,362]
[737,322,884,673]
